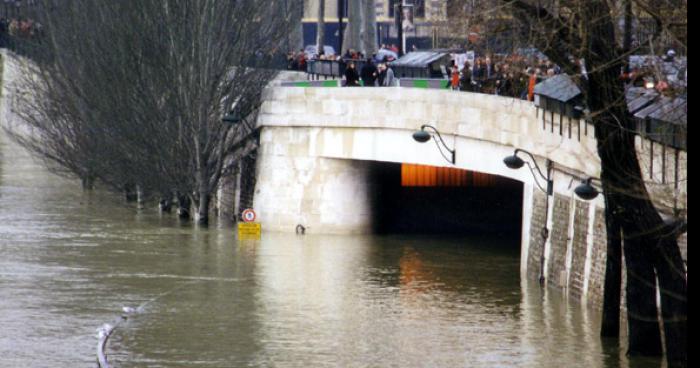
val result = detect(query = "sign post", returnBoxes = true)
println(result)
[238,208,261,240]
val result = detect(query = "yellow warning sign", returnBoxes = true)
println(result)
[238,222,261,239]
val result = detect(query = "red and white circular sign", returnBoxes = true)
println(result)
[241,208,257,223]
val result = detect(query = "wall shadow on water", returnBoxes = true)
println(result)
[368,161,523,247]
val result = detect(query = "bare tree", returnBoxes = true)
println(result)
[446,0,687,365]
[6,0,299,224]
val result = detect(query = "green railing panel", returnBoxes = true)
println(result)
[413,80,430,88]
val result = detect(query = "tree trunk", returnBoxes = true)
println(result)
[197,190,210,225]
[159,192,173,213]
[124,184,138,202]
[601,201,622,337]
[654,235,687,367]
[177,193,191,220]
[362,0,377,56]
[81,175,95,190]
[584,2,687,365]
[622,235,662,356]
[316,0,325,53]
[345,0,362,52]
[136,185,145,209]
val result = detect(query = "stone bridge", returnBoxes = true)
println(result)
[249,86,686,306]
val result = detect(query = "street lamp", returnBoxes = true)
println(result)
[412,124,456,164]
[222,100,263,126]
[222,112,243,125]
[503,148,553,285]
[503,149,553,195]
[574,177,600,200]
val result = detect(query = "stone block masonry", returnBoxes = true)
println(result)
[547,194,570,288]
[527,191,548,280]
[585,208,609,308]
[567,200,590,300]
[525,185,610,308]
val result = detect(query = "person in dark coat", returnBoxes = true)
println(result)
[472,59,487,93]
[344,62,360,87]
[360,58,378,87]
[377,63,387,86]
[460,61,472,92]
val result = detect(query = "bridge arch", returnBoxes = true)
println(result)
[253,87,609,279]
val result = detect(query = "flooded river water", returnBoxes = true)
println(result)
[0,110,663,367]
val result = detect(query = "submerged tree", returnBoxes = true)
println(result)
[449,0,687,365]
[6,0,299,224]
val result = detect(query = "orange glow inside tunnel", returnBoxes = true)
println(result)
[401,163,498,187]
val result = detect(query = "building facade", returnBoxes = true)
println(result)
[302,0,447,52]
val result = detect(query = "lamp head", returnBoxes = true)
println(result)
[222,112,243,125]
[412,129,431,143]
[503,154,525,169]
[574,178,599,200]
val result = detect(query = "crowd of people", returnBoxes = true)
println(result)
[289,44,683,100]
[340,52,569,96]
[288,46,572,97]
[446,54,568,100]
[619,49,686,93]
[0,16,43,49]
[286,44,402,72]
[343,58,396,87]
[286,50,309,72]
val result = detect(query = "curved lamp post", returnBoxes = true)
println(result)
[503,149,553,285]
[412,124,456,164]
[503,149,553,195]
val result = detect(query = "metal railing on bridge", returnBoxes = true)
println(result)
[306,59,347,80]
[281,78,450,89]
[306,53,450,81]
[306,59,378,80]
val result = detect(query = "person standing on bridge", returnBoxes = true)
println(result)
[377,63,387,86]
[383,63,396,87]
[344,62,360,87]
[360,58,378,87]
[527,67,539,101]
[450,64,460,91]
[460,61,472,92]
[472,58,486,93]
